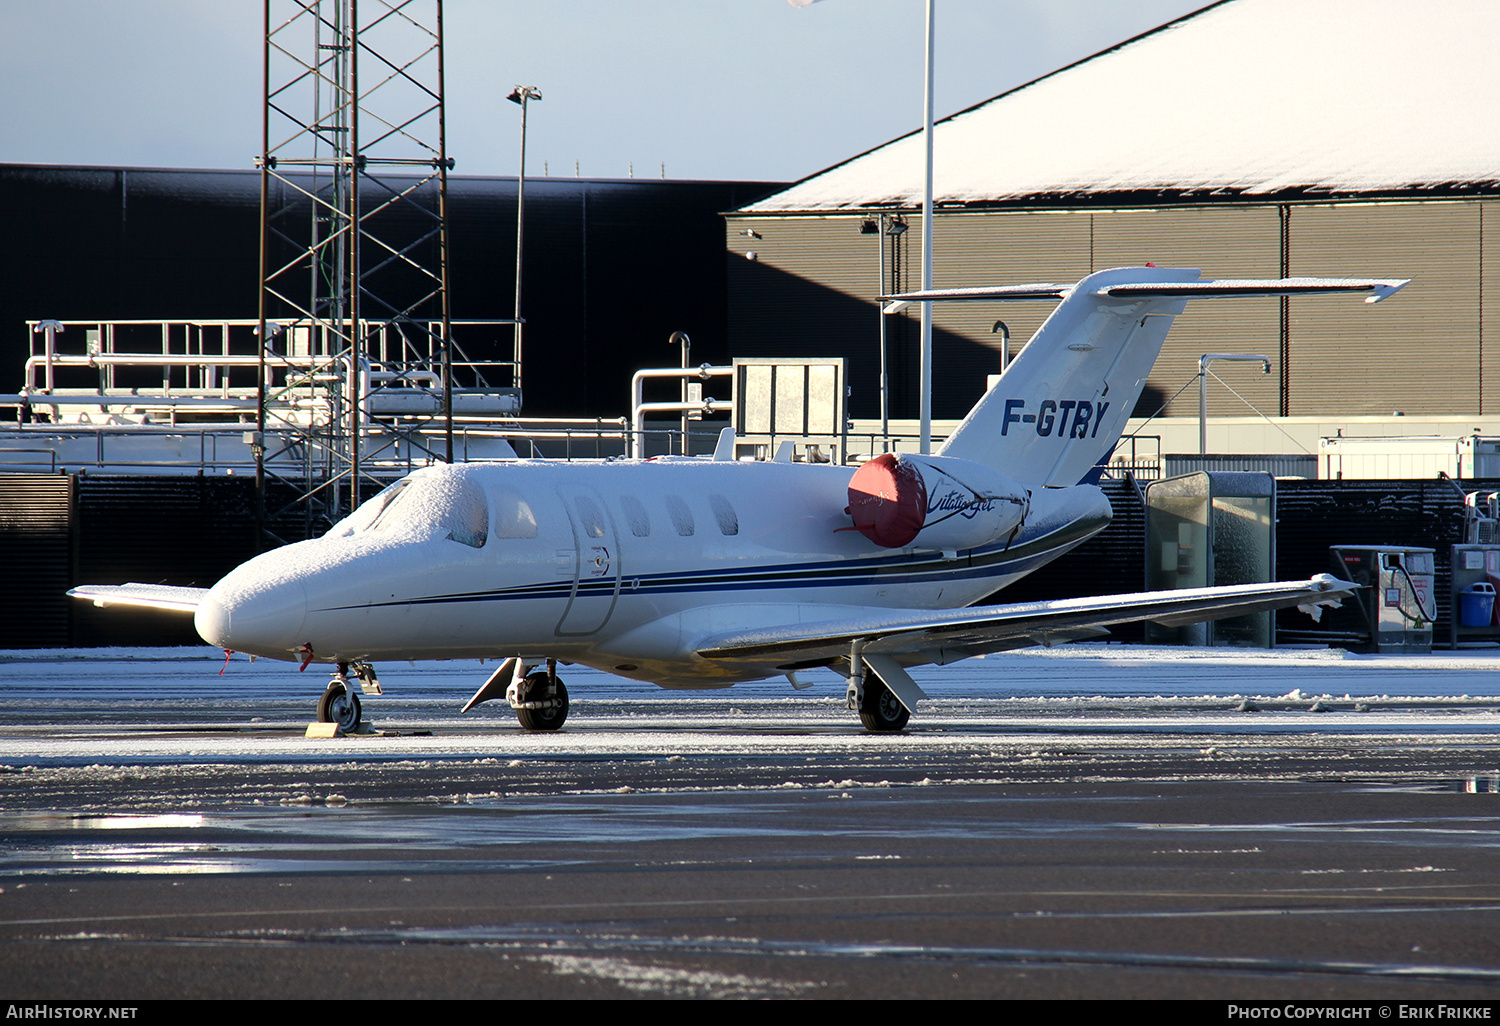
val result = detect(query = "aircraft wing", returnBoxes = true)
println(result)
[696,575,1355,669]
[67,583,209,613]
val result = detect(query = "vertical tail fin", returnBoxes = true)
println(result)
[884,267,1408,488]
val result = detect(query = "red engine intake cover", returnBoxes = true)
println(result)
[847,452,927,548]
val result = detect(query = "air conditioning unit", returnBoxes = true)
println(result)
[1465,492,1500,544]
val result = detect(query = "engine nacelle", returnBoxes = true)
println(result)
[846,453,1029,550]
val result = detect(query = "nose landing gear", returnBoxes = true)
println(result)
[315,662,380,733]
[317,681,361,733]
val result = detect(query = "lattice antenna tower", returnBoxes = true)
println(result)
[258,0,454,537]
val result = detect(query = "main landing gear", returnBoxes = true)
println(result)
[857,676,911,732]
[513,668,569,731]
[845,642,921,733]
[317,662,380,733]
[460,657,571,731]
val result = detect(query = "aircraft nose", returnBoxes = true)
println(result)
[195,577,308,656]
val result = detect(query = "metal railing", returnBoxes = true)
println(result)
[26,317,517,399]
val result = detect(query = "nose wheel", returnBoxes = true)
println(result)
[315,661,373,733]
[317,683,362,732]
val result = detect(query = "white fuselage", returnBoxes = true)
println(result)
[193,458,1112,688]
[76,267,1403,706]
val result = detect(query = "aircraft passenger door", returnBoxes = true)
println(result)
[555,488,623,636]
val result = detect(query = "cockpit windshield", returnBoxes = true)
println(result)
[325,470,489,548]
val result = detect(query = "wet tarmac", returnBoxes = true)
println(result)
[4,644,1500,999]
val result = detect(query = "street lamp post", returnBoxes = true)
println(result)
[991,320,1010,374]
[670,330,691,455]
[506,85,541,393]
[862,215,907,446]
[919,0,935,454]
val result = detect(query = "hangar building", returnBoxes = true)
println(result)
[724,0,1500,458]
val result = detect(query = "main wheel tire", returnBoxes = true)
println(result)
[516,671,568,731]
[858,677,910,732]
[318,684,362,733]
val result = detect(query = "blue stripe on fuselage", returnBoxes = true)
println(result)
[322,512,1106,614]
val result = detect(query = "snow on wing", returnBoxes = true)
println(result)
[66,584,209,612]
[695,576,1356,667]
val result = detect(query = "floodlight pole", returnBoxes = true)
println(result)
[507,86,541,394]
[865,214,900,445]
[879,214,890,444]
[919,0,935,454]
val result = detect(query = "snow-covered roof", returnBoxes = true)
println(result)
[741,0,1500,214]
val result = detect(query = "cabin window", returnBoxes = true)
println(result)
[665,495,694,536]
[709,494,739,536]
[442,478,489,548]
[620,495,651,537]
[493,489,538,538]
[574,496,607,539]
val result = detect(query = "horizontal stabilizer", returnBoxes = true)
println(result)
[881,282,1069,311]
[1094,277,1409,304]
[921,266,1408,487]
[67,583,208,613]
[885,275,1409,306]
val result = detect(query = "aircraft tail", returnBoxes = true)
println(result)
[885,267,1407,488]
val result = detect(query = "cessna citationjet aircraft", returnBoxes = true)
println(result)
[71,266,1405,732]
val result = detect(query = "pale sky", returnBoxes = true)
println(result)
[1,0,1208,183]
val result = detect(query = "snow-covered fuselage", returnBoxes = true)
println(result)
[194,458,1109,688]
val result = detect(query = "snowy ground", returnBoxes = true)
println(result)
[2,642,1499,764]
[6,644,1500,998]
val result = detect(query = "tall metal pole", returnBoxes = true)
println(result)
[256,0,270,546]
[879,214,889,444]
[919,0,935,455]
[508,86,541,397]
[515,95,526,376]
[675,331,691,455]
[347,0,362,511]
[438,1,453,464]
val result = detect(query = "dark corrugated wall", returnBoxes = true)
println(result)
[0,165,784,418]
[70,475,261,647]
[0,476,74,646]
[0,474,310,648]
[728,199,1496,420]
